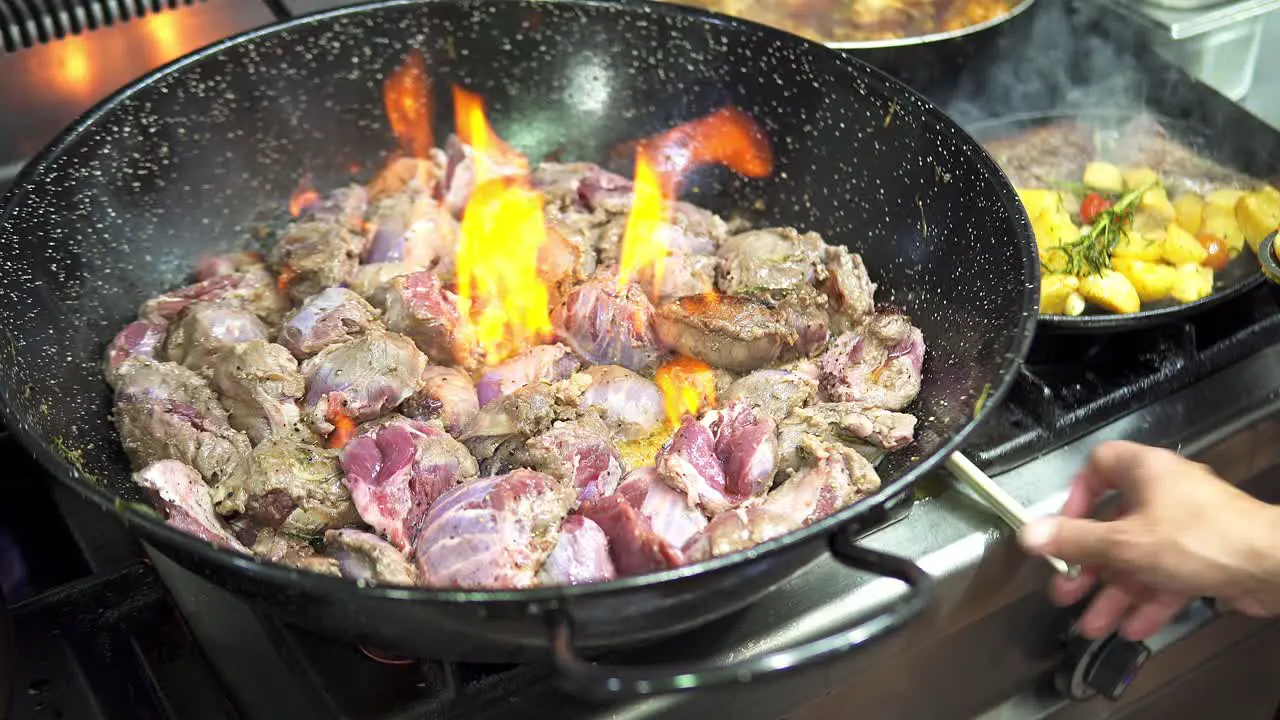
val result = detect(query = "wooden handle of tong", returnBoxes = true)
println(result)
[945,453,1080,578]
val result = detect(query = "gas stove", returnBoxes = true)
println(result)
[4,1,1280,719]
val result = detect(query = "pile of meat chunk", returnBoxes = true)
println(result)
[105,141,927,590]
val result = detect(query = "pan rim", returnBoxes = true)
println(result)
[0,0,1039,605]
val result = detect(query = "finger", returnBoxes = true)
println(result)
[1079,584,1139,639]
[1019,516,1121,567]
[1086,441,1174,500]
[1050,565,1098,607]
[1120,592,1192,641]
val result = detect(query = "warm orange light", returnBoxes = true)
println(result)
[654,356,718,426]
[383,50,434,158]
[616,106,774,290]
[451,87,552,364]
[288,175,320,218]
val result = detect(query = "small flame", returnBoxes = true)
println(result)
[617,106,774,290]
[654,356,718,426]
[383,50,434,158]
[452,87,552,364]
[288,175,319,218]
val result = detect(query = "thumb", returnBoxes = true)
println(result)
[1019,516,1122,567]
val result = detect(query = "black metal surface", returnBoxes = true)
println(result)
[0,0,1038,673]
[1261,231,1280,285]
[968,110,1268,333]
[1,585,11,720]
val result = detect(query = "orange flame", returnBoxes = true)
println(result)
[617,107,774,290]
[654,356,718,426]
[451,87,552,364]
[383,50,434,158]
[288,176,319,218]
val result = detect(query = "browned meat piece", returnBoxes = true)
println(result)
[363,191,458,279]
[113,360,251,484]
[776,403,916,474]
[346,262,423,308]
[381,271,481,370]
[279,287,383,359]
[140,266,287,326]
[680,502,796,565]
[212,435,356,537]
[401,365,479,436]
[1108,115,1257,194]
[638,253,720,305]
[822,246,876,334]
[210,340,306,445]
[458,375,591,467]
[243,526,341,575]
[531,161,630,212]
[513,415,624,504]
[723,368,819,424]
[819,311,925,411]
[163,301,270,371]
[577,365,665,441]
[269,220,366,304]
[339,416,478,552]
[326,528,420,586]
[579,493,683,576]
[538,218,598,301]
[654,294,795,372]
[757,285,831,359]
[296,184,368,232]
[414,469,575,589]
[103,319,168,388]
[440,134,527,217]
[536,514,618,586]
[132,460,248,552]
[551,272,662,374]
[716,227,826,295]
[194,251,266,281]
[596,202,729,266]
[982,120,1096,189]
[300,330,427,436]
[367,155,446,204]
[475,343,581,407]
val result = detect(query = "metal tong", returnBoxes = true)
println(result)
[945,452,1080,578]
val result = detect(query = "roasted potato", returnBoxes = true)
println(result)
[1236,186,1280,256]
[1031,208,1078,253]
[1133,187,1176,234]
[1083,162,1124,194]
[1122,167,1160,192]
[1063,292,1086,316]
[1111,257,1179,303]
[1111,230,1164,261]
[1206,189,1247,209]
[1202,203,1246,253]
[1079,270,1141,315]
[1172,193,1205,234]
[1171,263,1214,304]
[1040,273,1081,314]
[1017,188,1062,221]
[1160,222,1209,265]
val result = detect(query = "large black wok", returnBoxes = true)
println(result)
[0,0,1038,698]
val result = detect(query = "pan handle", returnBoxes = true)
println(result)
[548,528,934,698]
[1258,231,1280,285]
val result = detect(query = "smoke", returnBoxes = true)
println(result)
[944,1,1150,127]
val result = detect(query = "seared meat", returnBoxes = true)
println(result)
[513,415,624,504]
[596,202,729,266]
[242,526,342,575]
[536,514,617,586]
[414,469,574,589]
[113,360,251,483]
[401,365,479,436]
[982,121,1096,190]
[103,319,168,388]
[457,375,590,463]
[269,220,366,304]
[1110,115,1256,194]
[212,435,356,537]
[759,285,832,359]
[366,155,445,204]
[347,262,423,308]
[551,272,662,374]
[776,403,916,473]
[577,365,665,441]
[326,528,420,586]
[681,503,796,564]
[164,301,269,371]
[132,460,248,552]
[655,413,727,515]
[615,466,707,549]
[297,183,369,232]
[531,161,630,211]
[716,227,826,295]
[723,368,819,424]
[822,246,876,333]
[210,340,305,445]
[140,266,287,326]
[704,402,778,501]
[194,251,266,281]
[381,271,481,370]
[363,192,458,277]
[538,218,598,301]
[654,294,795,372]
[440,135,527,217]
[819,312,926,411]
[579,493,683,576]
[639,253,720,305]
[279,287,383,360]
[339,416,478,552]
[300,330,427,435]
[476,344,580,407]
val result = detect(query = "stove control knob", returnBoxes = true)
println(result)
[1055,633,1151,701]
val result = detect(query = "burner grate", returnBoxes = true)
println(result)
[0,0,204,53]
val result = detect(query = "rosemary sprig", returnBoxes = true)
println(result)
[1062,183,1154,276]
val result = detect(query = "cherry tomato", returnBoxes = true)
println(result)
[1080,192,1113,225]
[1196,232,1230,271]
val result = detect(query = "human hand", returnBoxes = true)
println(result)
[1017,441,1280,641]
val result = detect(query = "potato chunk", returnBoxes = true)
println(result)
[1172,193,1204,234]
[1161,223,1209,265]
[1083,162,1124,194]
[1111,230,1164,261]
[1111,257,1178,303]
[1171,263,1214,304]
[1236,187,1280,256]
[1202,203,1246,253]
[1040,273,1081,314]
[1079,270,1141,315]
[1122,167,1160,192]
